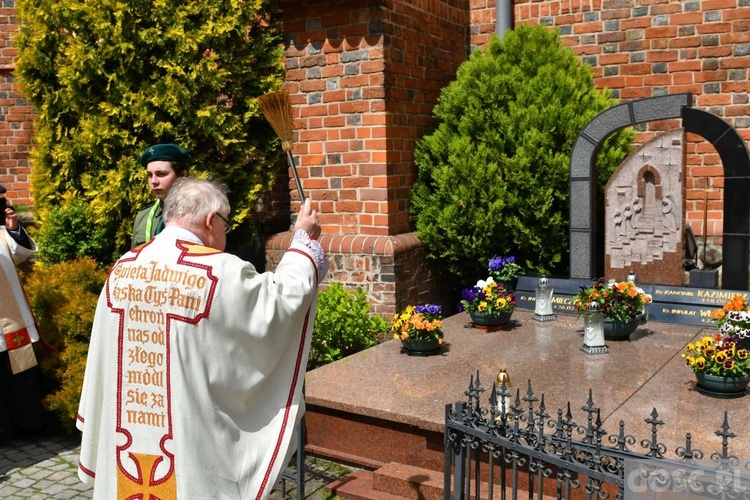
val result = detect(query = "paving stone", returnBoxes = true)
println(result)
[11,477,35,489]
[0,485,20,496]
[55,491,80,499]
[0,430,354,499]
[28,468,52,480]
[34,477,55,487]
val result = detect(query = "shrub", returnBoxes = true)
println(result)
[410,25,634,287]
[309,283,388,370]
[23,258,108,431]
[15,0,286,260]
[33,199,110,265]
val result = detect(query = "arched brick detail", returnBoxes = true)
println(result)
[635,165,662,201]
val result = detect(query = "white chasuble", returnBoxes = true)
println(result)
[77,227,327,499]
[0,227,40,374]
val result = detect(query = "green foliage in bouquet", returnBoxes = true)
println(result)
[683,294,750,377]
[459,277,516,316]
[488,255,522,282]
[572,278,651,322]
[682,334,750,378]
[709,293,750,340]
[391,304,444,343]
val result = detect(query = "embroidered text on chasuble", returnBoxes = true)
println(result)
[112,243,217,497]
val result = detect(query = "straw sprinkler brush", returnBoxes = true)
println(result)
[257,89,306,203]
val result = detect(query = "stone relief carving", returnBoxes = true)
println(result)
[605,129,683,269]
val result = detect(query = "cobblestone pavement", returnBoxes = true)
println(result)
[0,433,352,499]
[0,434,92,499]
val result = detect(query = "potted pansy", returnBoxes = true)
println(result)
[458,276,517,329]
[709,293,750,350]
[682,334,750,398]
[391,304,444,356]
[488,254,522,291]
[682,293,750,398]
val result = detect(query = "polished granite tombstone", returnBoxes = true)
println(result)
[304,309,750,472]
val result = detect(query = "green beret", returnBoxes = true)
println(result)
[139,143,191,167]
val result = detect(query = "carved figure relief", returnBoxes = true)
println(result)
[662,195,677,232]
[605,130,683,270]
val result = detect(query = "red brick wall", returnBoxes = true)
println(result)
[266,231,449,316]
[274,0,467,315]
[278,0,466,237]
[381,0,469,235]
[469,0,750,246]
[0,7,33,206]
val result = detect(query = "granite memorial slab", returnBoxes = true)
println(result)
[515,275,744,326]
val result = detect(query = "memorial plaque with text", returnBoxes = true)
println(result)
[515,276,743,327]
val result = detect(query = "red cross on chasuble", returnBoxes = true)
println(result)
[117,453,177,500]
[4,328,37,374]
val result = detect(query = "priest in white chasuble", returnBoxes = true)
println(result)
[77,178,328,499]
[0,189,47,443]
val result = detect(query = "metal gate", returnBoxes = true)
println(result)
[444,373,748,500]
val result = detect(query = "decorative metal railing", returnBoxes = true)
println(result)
[444,372,747,500]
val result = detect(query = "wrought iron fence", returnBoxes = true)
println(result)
[444,372,747,500]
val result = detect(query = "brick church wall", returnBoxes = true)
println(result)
[268,0,467,315]
[0,4,33,206]
[469,0,750,248]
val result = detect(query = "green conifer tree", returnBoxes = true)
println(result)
[410,25,634,285]
[15,0,285,261]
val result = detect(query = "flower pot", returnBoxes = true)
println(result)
[469,310,513,327]
[603,317,639,340]
[695,372,750,399]
[401,337,442,356]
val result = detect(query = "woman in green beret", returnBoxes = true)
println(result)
[131,143,190,248]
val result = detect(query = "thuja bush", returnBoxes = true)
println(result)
[309,283,389,370]
[410,25,634,286]
[23,258,108,431]
[15,0,285,261]
[34,199,109,265]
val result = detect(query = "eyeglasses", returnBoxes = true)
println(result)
[215,212,232,235]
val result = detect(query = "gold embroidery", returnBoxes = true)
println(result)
[11,332,25,347]
[182,243,221,255]
[117,453,176,500]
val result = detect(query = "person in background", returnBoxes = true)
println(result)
[78,178,328,498]
[0,186,46,443]
[131,143,190,248]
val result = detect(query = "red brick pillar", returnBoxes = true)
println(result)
[268,0,468,315]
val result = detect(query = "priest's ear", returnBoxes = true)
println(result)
[203,212,214,232]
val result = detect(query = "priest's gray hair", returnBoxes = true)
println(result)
[163,178,230,226]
